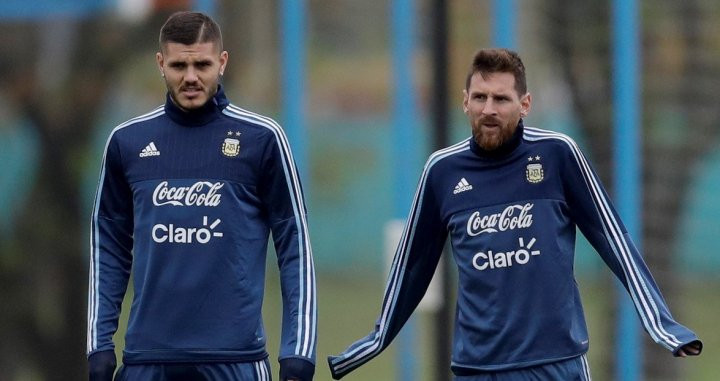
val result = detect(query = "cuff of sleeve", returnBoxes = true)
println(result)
[88,350,117,379]
[672,339,703,356]
[279,357,315,381]
[327,355,345,380]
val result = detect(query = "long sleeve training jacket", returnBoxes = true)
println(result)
[87,86,317,366]
[328,121,700,379]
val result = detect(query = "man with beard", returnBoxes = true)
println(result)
[327,48,701,380]
[87,11,316,381]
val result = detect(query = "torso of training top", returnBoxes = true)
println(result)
[88,86,317,365]
[328,121,700,379]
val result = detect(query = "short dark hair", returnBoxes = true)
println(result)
[465,48,527,96]
[159,11,223,51]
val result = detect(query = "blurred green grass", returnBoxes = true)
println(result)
[113,272,718,380]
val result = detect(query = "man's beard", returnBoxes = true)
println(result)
[472,120,517,151]
[165,78,220,111]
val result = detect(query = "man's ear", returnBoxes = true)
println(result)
[156,52,164,77]
[520,92,532,117]
[219,50,229,76]
[462,89,469,113]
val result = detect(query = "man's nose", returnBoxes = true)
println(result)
[481,99,497,115]
[184,67,199,82]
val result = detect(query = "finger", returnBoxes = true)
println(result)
[677,349,687,357]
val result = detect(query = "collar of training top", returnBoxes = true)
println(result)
[469,119,525,159]
[164,84,230,127]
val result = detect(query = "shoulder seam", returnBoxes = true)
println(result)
[222,103,280,130]
[523,126,573,142]
[425,139,471,169]
[110,106,165,137]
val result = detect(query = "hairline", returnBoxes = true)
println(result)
[466,71,527,98]
[159,40,224,55]
[158,12,223,54]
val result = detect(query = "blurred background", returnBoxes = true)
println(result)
[0,0,718,380]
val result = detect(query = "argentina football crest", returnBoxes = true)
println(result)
[526,163,544,183]
[222,131,241,157]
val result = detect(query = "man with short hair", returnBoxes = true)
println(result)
[87,11,316,381]
[328,48,701,380]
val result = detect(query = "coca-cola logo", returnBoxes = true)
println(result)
[466,203,534,236]
[152,181,224,207]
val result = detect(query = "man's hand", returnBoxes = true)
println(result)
[279,358,315,381]
[88,350,116,381]
[675,340,702,357]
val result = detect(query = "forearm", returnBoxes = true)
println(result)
[274,216,317,363]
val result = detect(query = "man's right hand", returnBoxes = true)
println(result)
[88,350,116,381]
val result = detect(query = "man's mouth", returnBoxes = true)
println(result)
[181,87,203,97]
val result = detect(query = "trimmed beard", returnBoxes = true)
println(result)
[472,122,517,151]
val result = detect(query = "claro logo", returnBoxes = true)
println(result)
[472,237,541,271]
[466,203,534,236]
[153,181,223,207]
[152,216,223,244]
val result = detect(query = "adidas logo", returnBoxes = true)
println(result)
[139,142,161,158]
[453,178,473,194]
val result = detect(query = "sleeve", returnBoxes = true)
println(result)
[259,127,317,365]
[327,157,447,380]
[87,134,134,356]
[560,138,701,354]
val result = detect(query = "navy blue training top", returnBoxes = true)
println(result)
[329,121,700,378]
[87,86,317,365]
